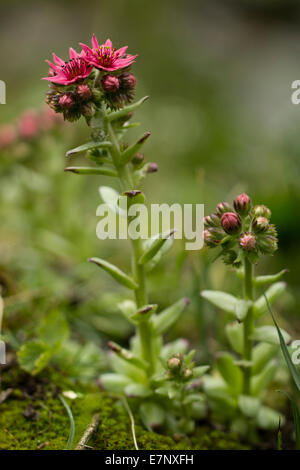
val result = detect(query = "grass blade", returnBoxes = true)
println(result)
[59,394,75,450]
[278,390,300,450]
[264,293,300,392]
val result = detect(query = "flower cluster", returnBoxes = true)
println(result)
[204,193,278,265]
[43,35,137,121]
[0,107,63,151]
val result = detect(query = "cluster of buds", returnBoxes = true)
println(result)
[167,353,193,382]
[0,107,63,151]
[204,193,278,265]
[43,35,137,121]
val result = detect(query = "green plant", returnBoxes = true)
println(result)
[42,34,208,435]
[201,193,289,435]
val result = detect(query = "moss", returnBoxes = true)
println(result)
[91,395,249,450]
[0,367,248,450]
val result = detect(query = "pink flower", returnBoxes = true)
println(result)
[221,212,241,235]
[80,35,137,71]
[18,110,39,139]
[239,232,256,251]
[0,125,17,148]
[43,48,93,85]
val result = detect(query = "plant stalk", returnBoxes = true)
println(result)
[104,117,155,376]
[243,257,254,394]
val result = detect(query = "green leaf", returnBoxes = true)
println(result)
[145,237,174,272]
[17,341,53,375]
[106,96,149,122]
[252,343,278,376]
[120,132,151,166]
[254,282,286,317]
[138,230,175,265]
[251,325,290,346]
[99,186,122,215]
[201,290,251,321]
[59,395,75,450]
[125,383,152,398]
[278,391,300,450]
[225,322,244,355]
[117,300,137,324]
[64,166,117,177]
[238,395,260,418]
[37,310,69,350]
[256,406,284,431]
[254,269,288,287]
[89,257,138,290]
[266,294,300,393]
[100,373,132,393]
[216,353,243,394]
[130,304,157,323]
[66,141,111,157]
[139,403,165,431]
[152,298,190,335]
[251,360,277,396]
[108,341,147,370]
[193,365,210,378]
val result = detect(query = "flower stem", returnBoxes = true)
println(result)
[243,257,254,395]
[105,116,155,376]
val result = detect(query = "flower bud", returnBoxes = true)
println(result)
[18,110,39,139]
[239,232,256,252]
[251,204,271,220]
[216,202,233,217]
[120,72,136,89]
[146,162,158,173]
[168,357,181,370]
[182,368,193,380]
[203,228,223,247]
[76,84,91,100]
[101,75,120,93]
[59,94,75,109]
[221,212,241,235]
[203,214,220,228]
[252,216,269,233]
[257,235,278,254]
[81,102,95,118]
[131,152,145,166]
[233,193,251,216]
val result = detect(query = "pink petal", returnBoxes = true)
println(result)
[46,60,58,71]
[92,34,100,49]
[79,43,93,54]
[116,46,128,56]
[104,39,112,48]
[69,48,78,60]
[52,53,65,66]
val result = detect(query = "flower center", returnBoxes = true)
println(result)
[62,58,85,79]
[93,46,117,67]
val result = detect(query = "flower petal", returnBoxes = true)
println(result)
[92,34,100,49]
[104,38,112,48]
[52,53,65,66]
[69,47,78,60]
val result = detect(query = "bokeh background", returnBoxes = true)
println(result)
[1,0,300,374]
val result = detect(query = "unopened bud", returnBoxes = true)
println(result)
[221,212,241,235]
[59,94,75,109]
[204,214,220,228]
[257,235,278,254]
[146,162,158,173]
[76,84,91,100]
[252,216,269,233]
[101,75,120,93]
[251,205,271,220]
[216,202,233,217]
[203,228,223,247]
[234,193,251,216]
[81,102,95,118]
[120,73,136,89]
[182,368,193,380]
[239,232,256,252]
[168,357,181,370]
[132,152,145,165]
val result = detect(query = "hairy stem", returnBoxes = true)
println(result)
[105,116,155,376]
[243,257,254,394]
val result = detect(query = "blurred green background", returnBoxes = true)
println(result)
[1,0,300,372]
